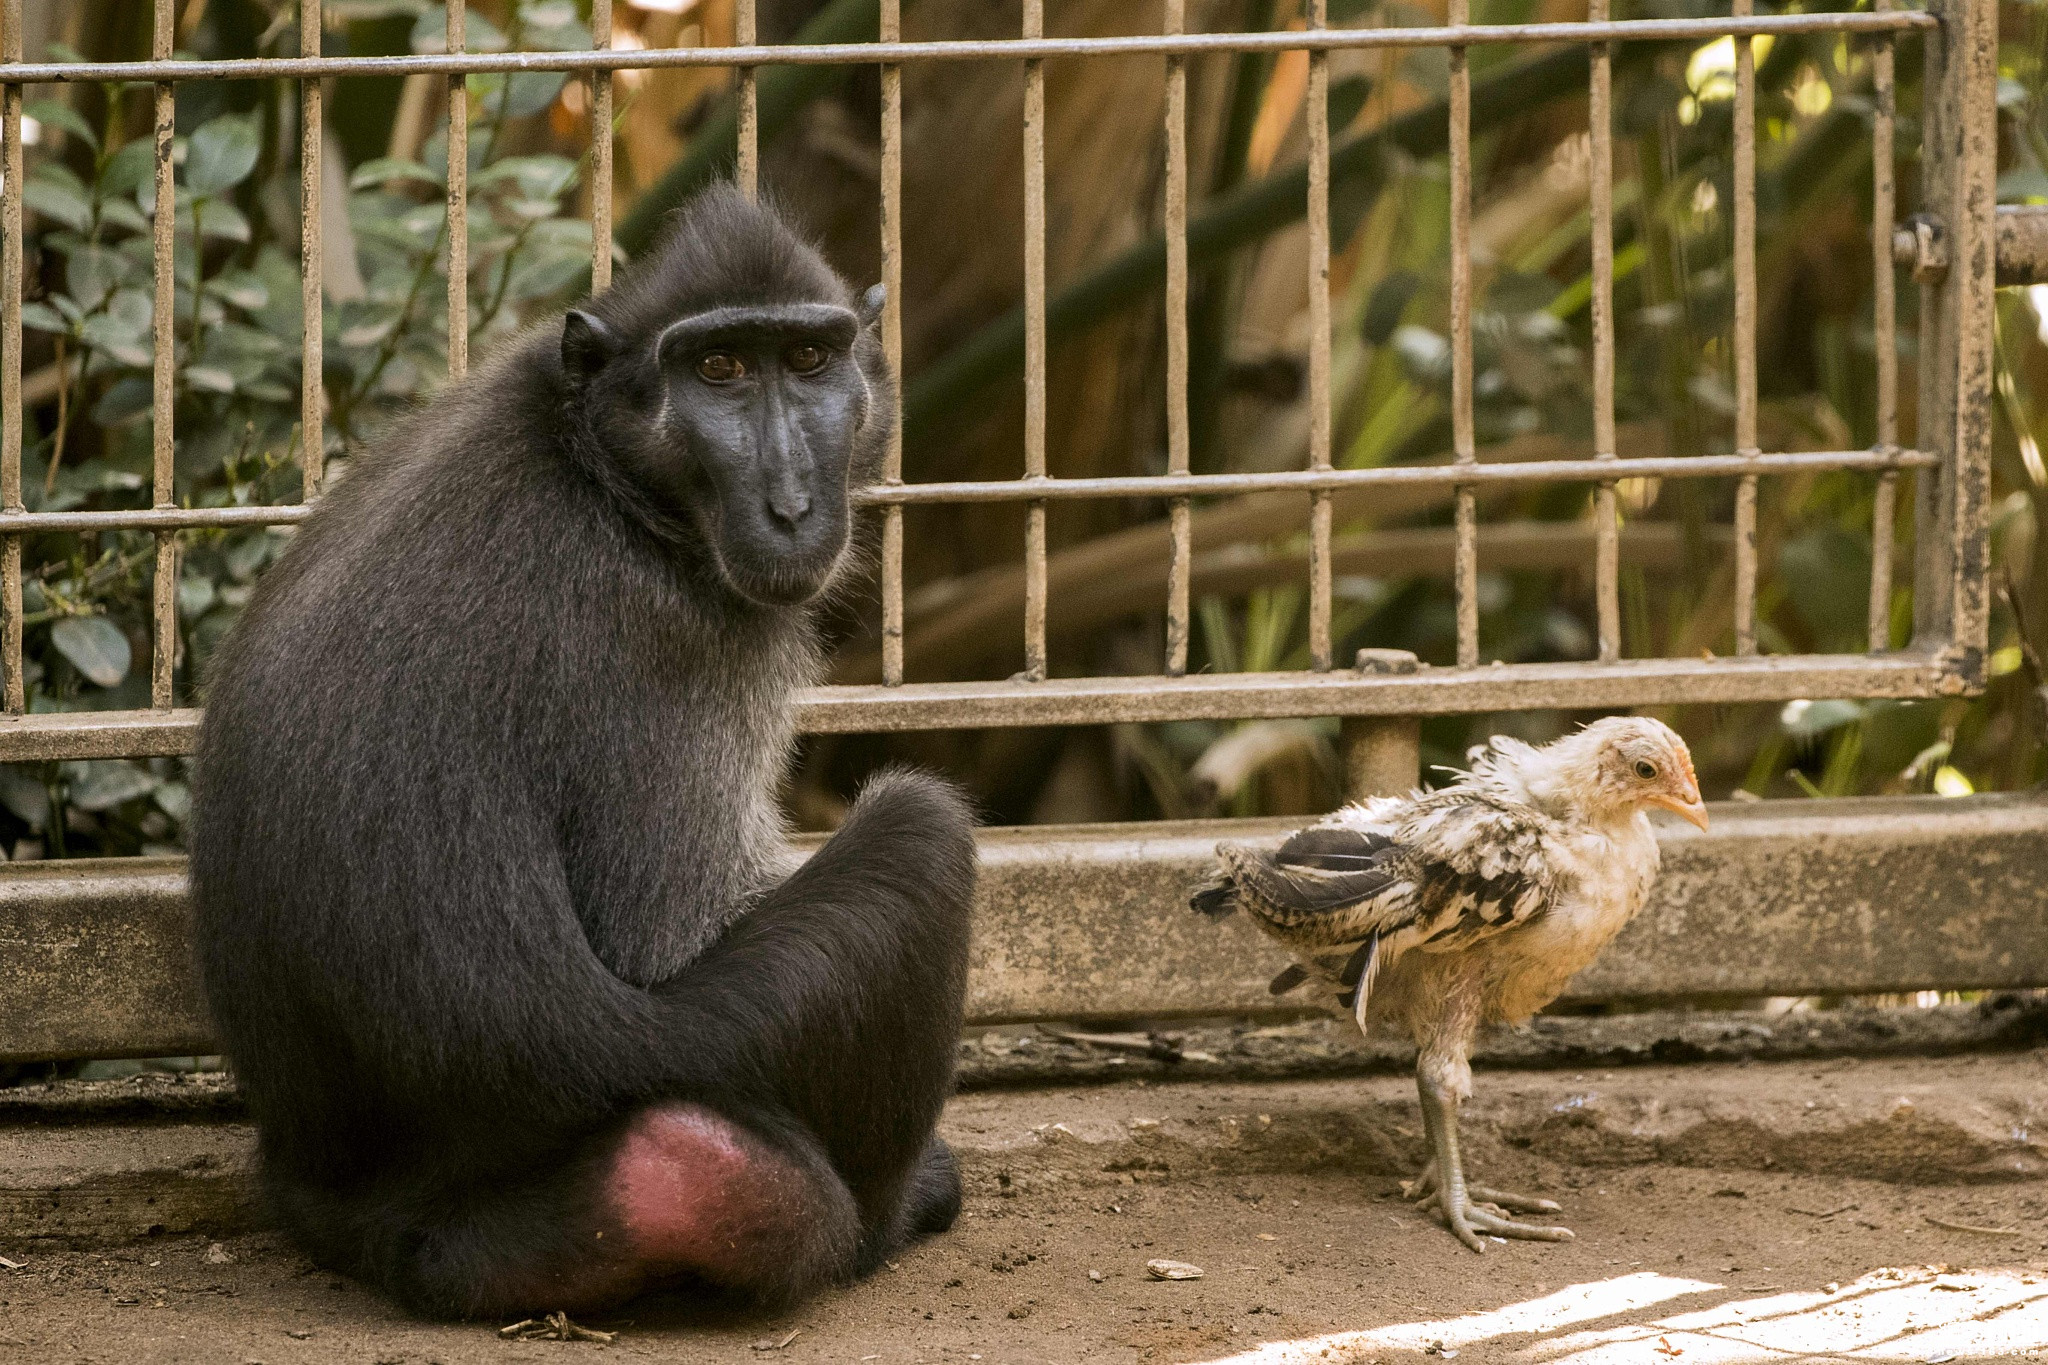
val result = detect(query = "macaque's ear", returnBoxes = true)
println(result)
[858,283,887,329]
[561,310,624,386]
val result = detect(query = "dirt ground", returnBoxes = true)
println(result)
[6,1053,2048,1364]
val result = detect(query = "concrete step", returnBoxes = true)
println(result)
[4,1050,2044,1249]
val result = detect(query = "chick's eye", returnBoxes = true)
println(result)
[1633,759,1659,780]
[696,352,745,383]
[786,344,828,374]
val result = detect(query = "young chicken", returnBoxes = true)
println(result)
[1190,716,1705,1251]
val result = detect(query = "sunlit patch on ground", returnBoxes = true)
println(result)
[1192,1267,2048,1364]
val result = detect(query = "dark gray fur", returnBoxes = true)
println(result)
[189,186,976,1319]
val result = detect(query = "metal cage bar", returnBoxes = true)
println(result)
[1589,0,1620,663]
[0,2,1987,762]
[1163,0,1191,678]
[1448,0,1477,668]
[880,0,906,686]
[589,0,613,293]
[299,1,324,496]
[736,0,758,197]
[1306,0,1334,672]
[1731,0,1758,657]
[1868,0,1897,654]
[0,0,21,714]
[149,0,176,710]
[0,13,1938,85]
[1020,0,1047,684]
[445,1,468,382]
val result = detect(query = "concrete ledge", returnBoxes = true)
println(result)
[3,793,2047,1062]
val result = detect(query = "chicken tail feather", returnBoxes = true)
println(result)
[1189,875,1238,919]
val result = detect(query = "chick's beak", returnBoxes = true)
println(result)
[1648,787,1710,830]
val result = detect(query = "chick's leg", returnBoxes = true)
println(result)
[1408,1058,1573,1250]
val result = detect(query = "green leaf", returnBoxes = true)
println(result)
[183,114,261,197]
[196,198,252,242]
[19,301,68,333]
[25,99,98,150]
[51,616,132,688]
[101,139,155,199]
[98,197,150,234]
[205,270,270,311]
[492,70,568,120]
[63,759,158,812]
[519,0,579,28]
[176,575,216,619]
[185,365,237,394]
[472,155,578,200]
[23,168,91,232]
[350,157,442,190]
[65,244,131,312]
[0,765,48,831]
[413,5,508,53]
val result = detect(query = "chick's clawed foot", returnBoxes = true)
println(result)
[1402,1163,1574,1251]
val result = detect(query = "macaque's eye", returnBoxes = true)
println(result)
[786,344,828,374]
[1633,759,1659,780]
[696,352,746,384]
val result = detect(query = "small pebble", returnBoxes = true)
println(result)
[1146,1259,1204,1281]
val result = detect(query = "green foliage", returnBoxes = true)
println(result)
[5,0,599,859]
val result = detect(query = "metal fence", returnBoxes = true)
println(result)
[0,0,1995,767]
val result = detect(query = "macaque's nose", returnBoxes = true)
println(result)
[767,486,812,527]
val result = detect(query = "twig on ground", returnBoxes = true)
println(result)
[1925,1214,2024,1236]
[751,1328,802,1350]
[1785,1203,1857,1219]
[1037,1026,1184,1062]
[499,1312,616,1343]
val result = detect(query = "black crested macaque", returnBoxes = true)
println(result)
[190,187,977,1320]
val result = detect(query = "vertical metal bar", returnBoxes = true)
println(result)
[1731,0,1758,657]
[1341,717,1421,799]
[151,0,177,709]
[445,0,468,381]
[880,0,905,686]
[1021,0,1047,682]
[1306,0,1333,672]
[736,0,758,197]
[1449,0,1477,668]
[1912,0,1996,666]
[300,0,324,496]
[1164,0,1191,677]
[589,0,613,292]
[1868,1,1896,653]
[1589,0,1620,662]
[0,0,21,712]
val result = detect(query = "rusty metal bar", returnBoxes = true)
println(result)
[589,0,612,292]
[880,0,905,686]
[445,1,468,381]
[736,0,758,197]
[846,448,1933,504]
[1021,0,1047,683]
[1164,0,1191,678]
[1868,1,1896,653]
[1306,0,1333,672]
[0,650,1969,761]
[0,450,1931,538]
[1731,0,1758,657]
[299,0,324,495]
[150,0,176,710]
[1911,0,1995,671]
[1589,0,1619,663]
[0,13,1937,86]
[0,0,21,713]
[1447,0,1478,667]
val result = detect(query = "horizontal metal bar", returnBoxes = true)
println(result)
[0,450,1930,535]
[4,791,2042,1060]
[0,11,1936,85]
[0,652,1967,758]
[0,506,308,534]
[850,449,1934,506]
